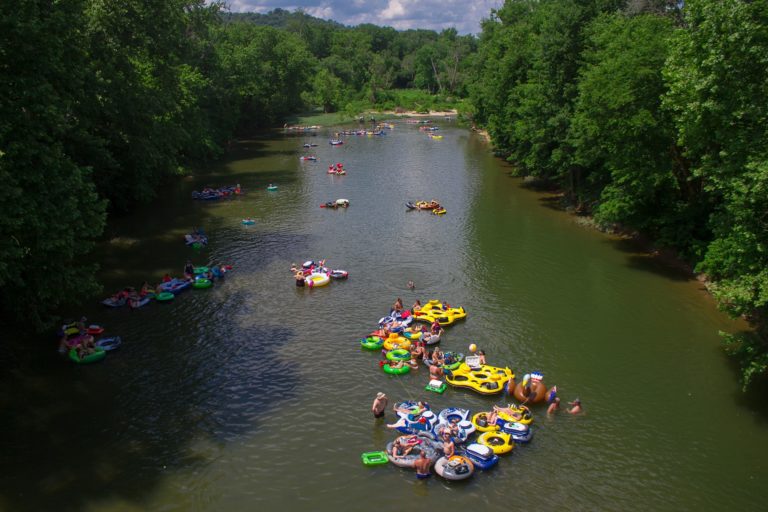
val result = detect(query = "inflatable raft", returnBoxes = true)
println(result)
[434,456,474,481]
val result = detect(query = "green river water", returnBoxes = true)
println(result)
[1,121,766,511]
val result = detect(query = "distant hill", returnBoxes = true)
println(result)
[222,8,346,30]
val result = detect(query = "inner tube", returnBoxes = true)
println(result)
[471,412,500,433]
[443,352,464,370]
[95,337,122,351]
[69,347,106,364]
[156,291,175,302]
[434,455,475,481]
[305,273,330,288]
[329,269,348,279]
[386,349,411,362]
[477,431,514,455]
[242,219,255,225]
[382,363,410,375]
[360,336,384,350]
[193,266,209,275]
[193,278,212,289]
[87,325,104,336]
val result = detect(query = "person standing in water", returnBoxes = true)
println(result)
[372,392,388,418]
[414,450,431,479]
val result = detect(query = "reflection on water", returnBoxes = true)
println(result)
[0,124,765,511]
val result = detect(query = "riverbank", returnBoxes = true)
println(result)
[283,109,459,128]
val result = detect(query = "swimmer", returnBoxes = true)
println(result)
[372,392,388,418]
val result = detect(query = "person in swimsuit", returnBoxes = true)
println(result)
[441,433,455,458]
[547,397,561,415]
[429,364,443,380]
[414,450,431,479]
[372,392,388,418]
[567,398,583,414]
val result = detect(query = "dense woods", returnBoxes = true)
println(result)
[470,0,768,388]
[1,0,767,388]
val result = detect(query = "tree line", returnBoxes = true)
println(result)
[0,1,475,332]
[468,0,768,389]
[225,9,477,113]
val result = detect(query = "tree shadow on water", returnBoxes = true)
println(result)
[606,237,695,283]
[0,297,299,511]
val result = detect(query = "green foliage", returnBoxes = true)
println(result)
[471,0,768,388]
[217,23,315,129]
[569,13,695,247]
[665,0,768,383]
[0,0,106,329]
[721,332,768,391]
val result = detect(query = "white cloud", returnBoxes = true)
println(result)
[381,0,406,21]
[220,0,503,34]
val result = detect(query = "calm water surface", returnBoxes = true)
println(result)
[1,121,767,511]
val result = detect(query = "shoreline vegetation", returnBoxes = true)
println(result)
[283,109,460,129]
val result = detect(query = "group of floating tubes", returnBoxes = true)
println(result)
[378,311,413,333]
[320,199,350,209]
[184,232,208,246]
[377,401,536,479]
[191,185,241,200]
[412,299,467,326]
[405,200,441,211]
[293,259,349,289]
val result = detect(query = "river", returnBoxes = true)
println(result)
[1,121,766,511]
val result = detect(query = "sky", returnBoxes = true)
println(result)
[223,0,504,35]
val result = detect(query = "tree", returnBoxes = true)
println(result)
[0,0,106,328]
[664,0,768,387]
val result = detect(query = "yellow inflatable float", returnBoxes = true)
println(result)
[497,404,533,426]
[412,300,468,326]
[383,333,411,351]
[477,431,514,455]
[445,363,514,395]
[471,412,500,433]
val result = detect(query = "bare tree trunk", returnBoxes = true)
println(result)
[447,50,460,93]
[430,56,443,93]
